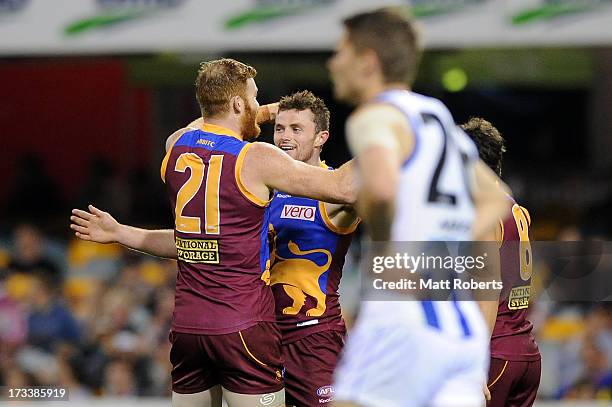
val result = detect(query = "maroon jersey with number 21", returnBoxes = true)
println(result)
[161,124,275,335]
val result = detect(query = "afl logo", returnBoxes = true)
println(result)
[317,385,335,397]
[259,393,276,406]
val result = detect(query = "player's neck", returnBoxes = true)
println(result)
[361,82,410,104]
[204,117,243,140]
[303,154,322,167]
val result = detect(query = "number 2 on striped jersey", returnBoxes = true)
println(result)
[174,153,223,235]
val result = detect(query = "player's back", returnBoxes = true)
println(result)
[492,198,540,361]
[364,90,483,331]
[161,124,275,335]
[377,90,478,242]
[335,90,489,407]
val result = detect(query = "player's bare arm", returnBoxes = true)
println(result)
[70,205,177,259]
[241,142,357,205]
[322,202,359,231]
[470,163,507,336]
[86,126,206,260]
[476,228,500,404]
[165,127,193,152]
[476,226,502,336]
[256,102,279,124]
[346,104,414,241]
[471,161,511,240]
[478,295,501,336]
[187,103,279,129]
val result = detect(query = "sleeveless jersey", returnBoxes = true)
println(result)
[268,166,358,343]
[491,198,540,361]
[161,123,275,335]
[376,90,479,242]
[360,90,485,341]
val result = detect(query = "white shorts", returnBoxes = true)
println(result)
[334,301,489,407]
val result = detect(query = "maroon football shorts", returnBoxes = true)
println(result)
[283,330,345,406]
[487,357,541,407]
[169,322,284,394]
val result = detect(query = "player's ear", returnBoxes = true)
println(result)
[231,96,243,115]
[314,130,329,149]
[362,49,379,77]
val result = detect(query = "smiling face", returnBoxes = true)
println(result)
[274,108,327,164]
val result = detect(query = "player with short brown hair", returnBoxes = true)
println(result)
[195,59,256,116]
[460,118,506,177]
[72,89,358,407]
[271,90,358,406]
[328,7,510,407]
[461,117,541,407]
[341,7,421,87]
[72,59,356,407]
[278,89,330,133]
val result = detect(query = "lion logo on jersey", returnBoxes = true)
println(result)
[270,240,332,317]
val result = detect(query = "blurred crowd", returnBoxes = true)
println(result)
[527,226,612,401]
[0,224,176,398]
[0,223,611,400]
[0,155,611,401]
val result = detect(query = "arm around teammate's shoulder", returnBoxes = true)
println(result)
[183,103,278,132]
[322,202,361,234]
[165,127,193,153]
[242,142,357,205]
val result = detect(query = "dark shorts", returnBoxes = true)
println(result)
[169,322,284,395]
[283,330,345,407]
[487,357,541,407]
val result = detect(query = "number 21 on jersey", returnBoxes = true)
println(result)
[174,153,223,235]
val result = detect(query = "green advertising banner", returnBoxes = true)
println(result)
[0,0,611,55]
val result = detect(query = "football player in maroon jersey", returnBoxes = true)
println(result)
[72,89,358,407]
[461,117,541,407]
[71,59,356,407]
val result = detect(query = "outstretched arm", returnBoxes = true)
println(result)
[70,205,177,259]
